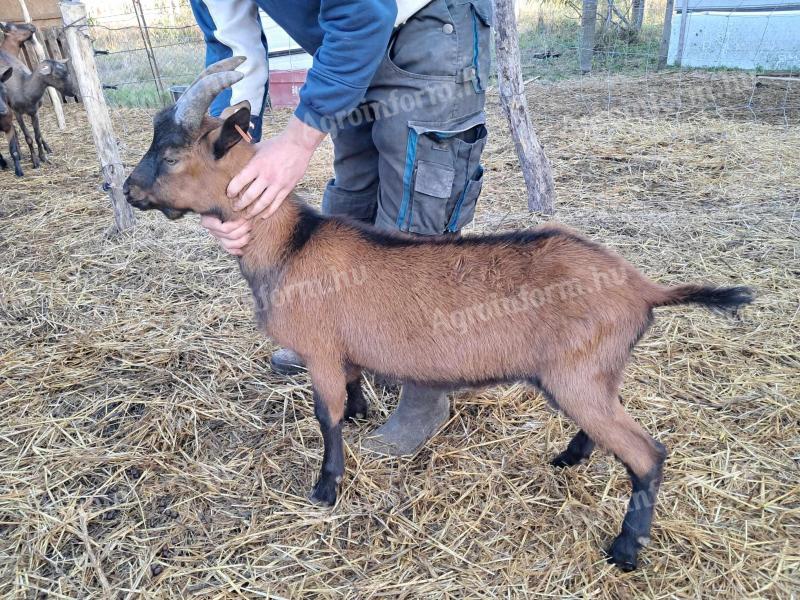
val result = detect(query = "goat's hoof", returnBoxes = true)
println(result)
[344,407,367,422]
[551,451,581,468]
[606,535,639,572]
[309,478,338,506]
[14,170,24,177]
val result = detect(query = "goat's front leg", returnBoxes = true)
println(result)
[5,125,24,177]
[308,363,347,506]
[15,113,38,168]
[31,111,50,160]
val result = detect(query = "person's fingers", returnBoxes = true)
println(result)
[261,187,291,219]
[215,220,251,241]
[199,214,223,231]
[235,177,269,211]
[227,163,258,199]
[247,185,280,218]
[221,233,251,250]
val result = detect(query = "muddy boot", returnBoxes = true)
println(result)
[363,383,450,456]
[269,348,305,376]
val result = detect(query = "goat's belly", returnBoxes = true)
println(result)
[344,319,547,385]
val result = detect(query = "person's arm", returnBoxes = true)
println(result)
[222,0,397,223]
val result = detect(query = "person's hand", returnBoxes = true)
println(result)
[199,216,252,256]
[227,115,326,220]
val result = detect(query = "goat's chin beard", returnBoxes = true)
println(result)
[160,206,190,220]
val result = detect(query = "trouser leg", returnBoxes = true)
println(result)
[363,0,492,456]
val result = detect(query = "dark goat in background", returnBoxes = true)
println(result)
[0,34,75,168]
[123,58,754,572]
[0,65,23,176]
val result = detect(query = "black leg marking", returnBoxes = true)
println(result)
[309,389,344,506]
[9,132,23,177]
[551,430,596,468]
[344,378,368,421]
[0,151,6,169]
[606,441,667,571]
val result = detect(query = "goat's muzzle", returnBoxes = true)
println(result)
[123,178,188,220]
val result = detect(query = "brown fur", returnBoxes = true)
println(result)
[124,109,753,570]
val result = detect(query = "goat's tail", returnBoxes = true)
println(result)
[652,284,754,312]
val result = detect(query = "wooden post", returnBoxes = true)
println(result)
[675,0,691,67]
[17,0,66,130]
[580,0,598,74]
[657,0,676,69]
[60,0,135,233]
[492,0,555,213]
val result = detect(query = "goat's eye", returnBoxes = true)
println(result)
[164,157,178,166]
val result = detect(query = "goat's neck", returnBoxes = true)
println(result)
[24,71,48,101]
[215,142,305,274]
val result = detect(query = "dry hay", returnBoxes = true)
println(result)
[1,71,798,598]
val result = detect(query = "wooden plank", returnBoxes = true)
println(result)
[59,0,135,232]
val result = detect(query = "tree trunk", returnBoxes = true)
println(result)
[492,0,556,213]
[657,0,676,69]
[60,0,136,233]
[580,0,598,74]
[632,0,645,31]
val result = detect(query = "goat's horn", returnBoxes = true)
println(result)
[189,56,246,88]
[174,70,244,131]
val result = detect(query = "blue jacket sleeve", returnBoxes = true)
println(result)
[294,0,397,132]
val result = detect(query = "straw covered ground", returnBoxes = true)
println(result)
[1,71,798,598]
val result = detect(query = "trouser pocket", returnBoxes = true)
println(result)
[448,0,493,93]
[396,112,487,235]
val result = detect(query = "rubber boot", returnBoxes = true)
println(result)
[363,382,450,456]
[269,348,305,375]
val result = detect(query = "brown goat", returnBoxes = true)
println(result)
[124,58,753,571]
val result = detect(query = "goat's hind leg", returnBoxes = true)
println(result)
[546,375,667,571]
[308,362,347,506]
[344,366,368,421]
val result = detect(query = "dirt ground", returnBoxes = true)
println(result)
[1,71,798,598]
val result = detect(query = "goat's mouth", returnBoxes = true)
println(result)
[126,193,189,220]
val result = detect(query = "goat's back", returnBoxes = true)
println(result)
[265,219,659,385]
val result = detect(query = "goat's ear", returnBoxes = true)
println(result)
[0,67,11,84]
[213,101,252,160]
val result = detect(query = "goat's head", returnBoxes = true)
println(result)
[0,66,12,118]
[1,22,36,45]
[124,57,250,220]
[37,59,76,96]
